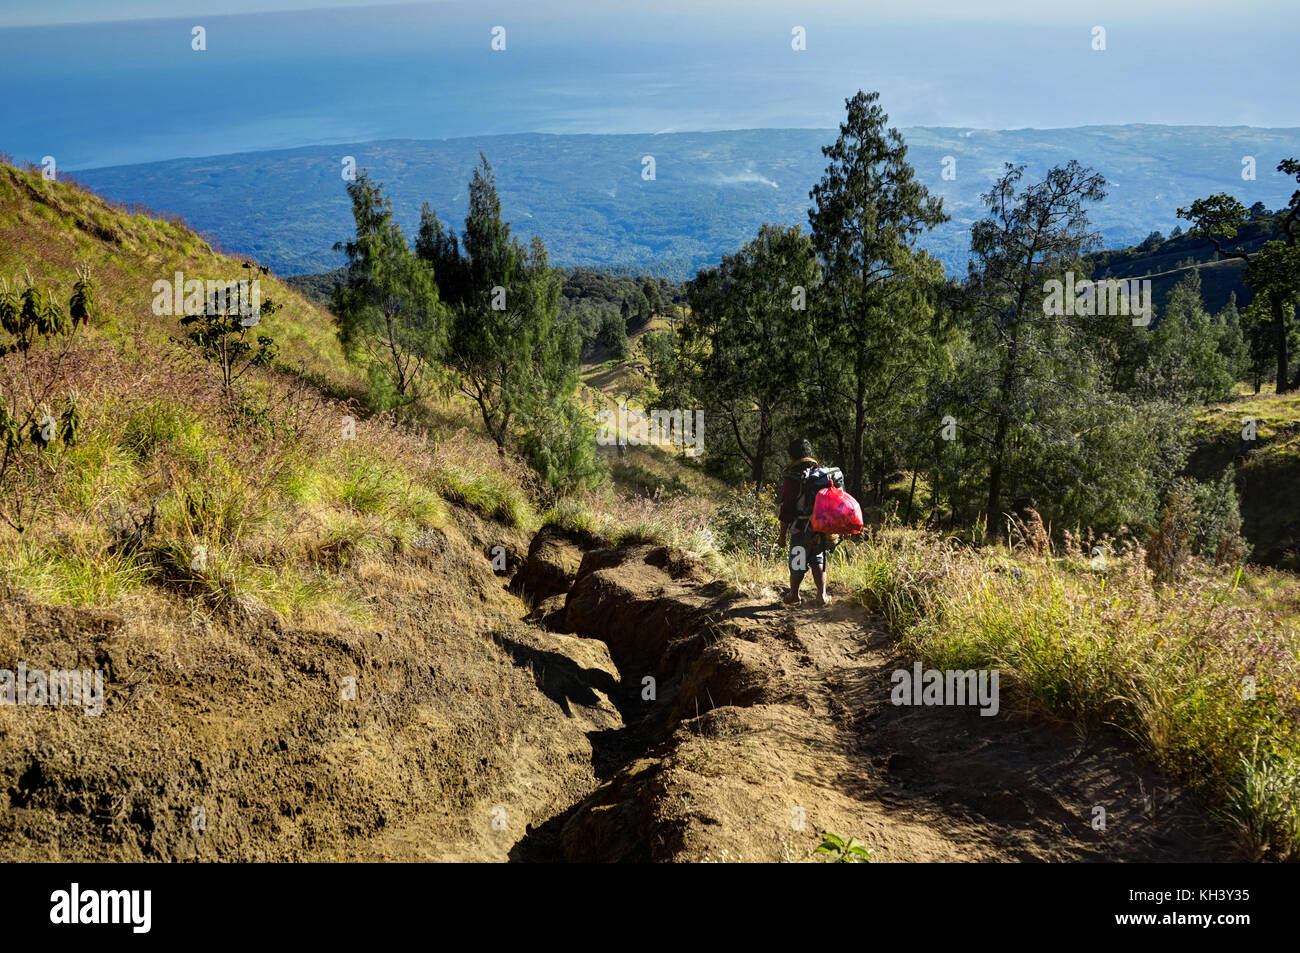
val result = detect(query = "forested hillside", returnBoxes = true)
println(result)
[72,126,1300,279]
[1085,211,1282,315]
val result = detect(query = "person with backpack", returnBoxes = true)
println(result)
[777,437,832,606]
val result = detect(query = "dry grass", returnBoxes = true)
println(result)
[0,161,355,394]
[553,473,1300,859]
[0,330,535,626]
[545,486,715,552]
[0,160,539,624]
[832,524,1300,860]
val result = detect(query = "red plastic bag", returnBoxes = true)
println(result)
[811,486,863,535]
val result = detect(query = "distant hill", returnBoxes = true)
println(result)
[69,126,1300,281]
[1083,213,1287,317]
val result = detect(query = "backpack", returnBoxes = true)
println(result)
[792,465,844,519]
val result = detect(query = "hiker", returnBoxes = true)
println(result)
[777,437,831,606]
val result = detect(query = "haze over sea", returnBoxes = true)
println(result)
[2,0,1298,171]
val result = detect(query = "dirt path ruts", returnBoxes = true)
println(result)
[344,540,1225,862]
[510,544,1226,862]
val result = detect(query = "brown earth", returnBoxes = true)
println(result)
[0,509,617,861]
[0,520,1229,862]
[516,543,1228,863]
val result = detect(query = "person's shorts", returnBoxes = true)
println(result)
[789,524,827,573]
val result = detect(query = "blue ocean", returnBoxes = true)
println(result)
[2,1,1295,171]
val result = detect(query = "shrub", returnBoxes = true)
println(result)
[1147,471,1250,583]
[1146,484,1198,585]
[1190,468,1251,566]
[118,402,190,462]
[710,485,778,557]
[0,269,95,532]
[177,262,279,397]
[597,310,630,360]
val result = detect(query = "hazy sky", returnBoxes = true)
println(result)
[4,0,1299,28]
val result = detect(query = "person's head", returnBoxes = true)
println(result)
[787,437,812,462]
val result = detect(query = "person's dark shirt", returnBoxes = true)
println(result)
[779,457,817,525]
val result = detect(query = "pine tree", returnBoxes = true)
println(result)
[682,223,819,486]
[431,156,601,489]
[965,161,1108,530]
[807,90,952,502]
[333,171,448,410]
[1138,271,1237,403]
[1178,158,1300,393]
[415,202,467,306]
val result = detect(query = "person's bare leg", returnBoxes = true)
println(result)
[812,564,830,605]
[783,571,802,604]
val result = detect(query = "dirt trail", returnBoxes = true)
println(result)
[502,539,1225,862]
[2,522,1224,862]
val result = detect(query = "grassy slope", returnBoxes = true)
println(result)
[838,526,1300,858]
[1189,385,1300,568]
[0,163,613,861]
[0,164,355,398]
[0,162,537,615]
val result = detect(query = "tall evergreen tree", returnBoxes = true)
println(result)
[965,161,1108,530]
[415,202,468,306]
[1178,158,1300,393]
[333,171,448,410]
[1214,293,1251,389]
[682,223,820,486]
[641,279,662,315]
[807,90,951,501]
[441,156,526,449]
[1239,294,1297,393]
[513,237,601,491]
[1138,271,1238,403]
[597,309,630,360]
[423,156,600,489]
